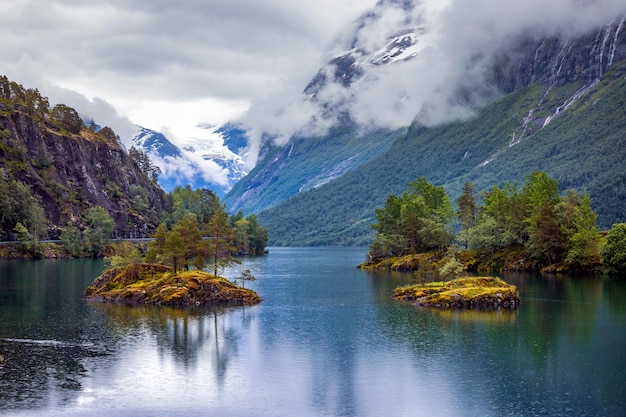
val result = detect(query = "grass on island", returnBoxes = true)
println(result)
[85,263,262,306]
[394,276,520,309]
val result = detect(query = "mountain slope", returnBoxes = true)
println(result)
[256,26,626,246]
[131,125,247,195]
[223,0,434,213]
[0,76,165,239]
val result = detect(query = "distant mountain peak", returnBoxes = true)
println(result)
[130,125,248,196]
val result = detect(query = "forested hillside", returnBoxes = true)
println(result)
[258,53,626,246]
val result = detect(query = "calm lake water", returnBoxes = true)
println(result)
[1,247,626,417]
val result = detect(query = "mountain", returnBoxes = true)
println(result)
[255,20,626,246]
[0,76,165,239]
[219,2,626,246]
[131,125,247,196]
[223,1,434,213]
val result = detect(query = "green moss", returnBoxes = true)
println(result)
[394,276,520,310]
[86,263,262,306]
[358,252,444,271]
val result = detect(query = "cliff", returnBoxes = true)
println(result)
[0,76,165,239]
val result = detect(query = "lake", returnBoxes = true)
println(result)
[1,247,626,416]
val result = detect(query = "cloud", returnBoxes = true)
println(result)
[0,0,376,136]
[236,0,626,164]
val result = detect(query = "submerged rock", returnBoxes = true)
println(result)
[85,263,262,306]
[393,277,520,310]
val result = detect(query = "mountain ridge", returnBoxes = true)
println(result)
[252,18,626,246]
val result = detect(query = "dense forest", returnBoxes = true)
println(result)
[364,172,626,274]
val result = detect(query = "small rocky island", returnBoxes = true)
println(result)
[86,263,262,306]
[394,277,520,309]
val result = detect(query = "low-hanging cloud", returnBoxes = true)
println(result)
[237,0,626,165]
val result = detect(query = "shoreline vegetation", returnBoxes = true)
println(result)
[363,173,626,276]
[393,277,520,310]
[85,263,262,306]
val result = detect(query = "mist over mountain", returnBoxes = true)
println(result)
[219,0,626,245]
[234,0,626,163]
[131,125,247,196]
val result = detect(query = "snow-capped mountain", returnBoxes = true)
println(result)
[131,125,248,196]
[304,2,434,98]
[225,0,626,223]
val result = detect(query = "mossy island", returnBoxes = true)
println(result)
[85,263,262,306]
[394,277,520,310]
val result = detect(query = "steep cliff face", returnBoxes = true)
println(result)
[0,95,165,239]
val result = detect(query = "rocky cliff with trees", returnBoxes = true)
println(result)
[0,75,165,246]
[0,76,269,260]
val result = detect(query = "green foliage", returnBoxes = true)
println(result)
[146,204,264,275]
[60,224,84,257]
[369,171,604,269]
[50,104,83,134]
[601,224,626,274]
[0,176,47,242]
[561,192,600,268]
[83,206,115,257]
[237,269,256,289]
[129,184,150,213]
[457,182,477,249]
[129,146,161,182]
[167,185,221,225]
[206,208,240,276]
[13,222,30,247]
[439,254,464,282]
[371,177,453,256]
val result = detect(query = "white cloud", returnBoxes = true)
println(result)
[2,0,625,183]
[236,0,626,165]
[0,0,377,144]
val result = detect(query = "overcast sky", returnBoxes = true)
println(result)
[0,0,378,144]
[2,0,625,164]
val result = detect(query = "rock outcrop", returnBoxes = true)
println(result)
[394,277,520,310]
[85,263,262,306]
[0,77,165,239]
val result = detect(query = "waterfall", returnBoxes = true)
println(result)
[608,15,626,66]
[510,41,572,146]
[530,40,546,86]
[543,21,624,128]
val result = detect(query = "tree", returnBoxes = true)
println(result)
[237,269,256,289]
[129,146,161,183]
[481,182,526,248]
[83,206,115,257]
[172,214,203,271]
[439,254,464,282]
[371,177,453,256]
[561,192,600,268]
[601,223,626,273]
[13,222,30,251]
[457,182,477,249]
[60,223,84,257]
[372,194,405,257]
[246,214,269,255]
[205,208,240,276]
[50,104,83,134]
[167,185,219,225]
[146,223,168,264]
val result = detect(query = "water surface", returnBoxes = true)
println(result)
[1,248,625,416]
